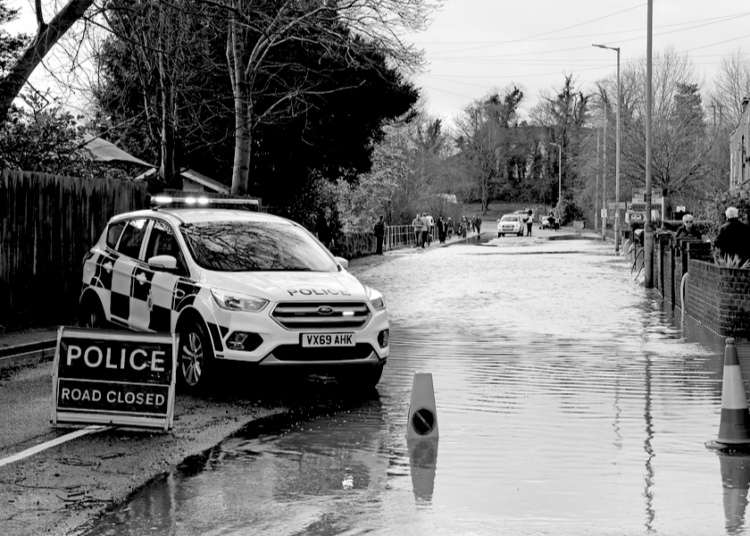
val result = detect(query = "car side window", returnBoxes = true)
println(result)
[115,219,148,259]
[145,220,188,274]
[106,221,126,249]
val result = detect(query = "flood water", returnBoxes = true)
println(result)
[84,237,750,536]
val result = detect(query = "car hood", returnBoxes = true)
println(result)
[199,269,368,301]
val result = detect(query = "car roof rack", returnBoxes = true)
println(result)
[150,192,261,212]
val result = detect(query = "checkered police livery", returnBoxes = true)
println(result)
[80,196,389,391]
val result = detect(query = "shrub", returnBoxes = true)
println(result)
[713,252,750,269]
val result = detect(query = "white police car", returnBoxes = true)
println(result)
[79,195,389,391]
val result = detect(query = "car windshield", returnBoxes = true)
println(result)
[501,215,518,222]
[180,220,338,272]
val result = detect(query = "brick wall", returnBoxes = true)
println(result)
[685,260,750,338]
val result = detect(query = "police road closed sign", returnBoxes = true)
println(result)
[52,327,177,431]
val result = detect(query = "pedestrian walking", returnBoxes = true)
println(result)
[374,215,385,255]
[548,211,557,232]
[713,207,750,263]
[437,215,446,243]
[475,216,482,236]
[411,213,422,248]
[447,217,454,239]
[420,212,431,247]
[523,209,533,237]
[316,209,332,249]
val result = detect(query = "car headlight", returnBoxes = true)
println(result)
[211,289,268,312]
[365,287,386,311]
[369,295,386,311]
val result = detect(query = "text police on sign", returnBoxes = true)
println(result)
[52,327,177,431]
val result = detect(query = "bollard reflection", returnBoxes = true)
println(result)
[718,452,750,534]
[407,437,438,503]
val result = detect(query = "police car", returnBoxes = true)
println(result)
[79,195,389,391]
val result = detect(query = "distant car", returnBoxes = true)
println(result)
[497,214,524,237]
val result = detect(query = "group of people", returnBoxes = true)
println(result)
[371,212,484,254]
[659,206,750,264]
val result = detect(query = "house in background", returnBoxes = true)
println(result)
[134,167,230,195]
[80,133,155,168]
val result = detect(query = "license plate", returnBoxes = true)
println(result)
[301,333,355,347]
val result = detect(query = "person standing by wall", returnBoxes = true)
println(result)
[675,214,702,240]
[374,215,385,255]
[713,207,750,263]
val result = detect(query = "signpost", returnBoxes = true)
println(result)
[52,327,177,431]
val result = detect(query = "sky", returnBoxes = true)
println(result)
[5,0,750,124]
[403,0,750,125]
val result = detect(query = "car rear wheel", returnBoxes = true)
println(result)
[178,321,214,392]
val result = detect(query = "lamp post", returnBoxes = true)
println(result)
[550,142,561,209]
[593,43,621,254]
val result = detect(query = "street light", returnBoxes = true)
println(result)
[593,43,621,254]
[550,142,562,209]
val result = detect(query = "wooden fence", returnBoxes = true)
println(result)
[0,169,150,327]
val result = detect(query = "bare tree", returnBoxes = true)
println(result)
[710,47,750,128]
[0,0,97,119]
[215,0,440,195]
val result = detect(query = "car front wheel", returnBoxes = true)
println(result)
[79,295,108,329]
[178,321,214,392]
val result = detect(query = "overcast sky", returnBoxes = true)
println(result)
[6,0,750,124]
[404,0,750,124]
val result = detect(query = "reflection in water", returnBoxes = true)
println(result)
[85,240,749,535]
[407,438,439,503]
[719,453,750,534]
[643,352,655,533]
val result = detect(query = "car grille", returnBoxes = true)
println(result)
[272,301,370,329]
[271,343,375,361]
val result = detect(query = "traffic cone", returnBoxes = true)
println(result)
[406,372,438,440]
[707,338,750,450]
[406,372,439,502]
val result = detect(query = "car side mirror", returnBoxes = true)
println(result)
[334,256,349,270]
[148,254,178,271]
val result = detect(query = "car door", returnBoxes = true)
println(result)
[111,218,149,328]
[142,219,190,333]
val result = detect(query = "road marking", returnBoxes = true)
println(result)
[0,425,110,467]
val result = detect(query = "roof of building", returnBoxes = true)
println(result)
[80,133,154,167]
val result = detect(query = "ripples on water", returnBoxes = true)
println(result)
[87,240,745,536]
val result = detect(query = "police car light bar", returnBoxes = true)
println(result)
[151,195,260,211]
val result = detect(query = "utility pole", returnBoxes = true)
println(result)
[593,44,622,253]
[595,131,600,233]
[644,0,654,287]
[602,115,608,240]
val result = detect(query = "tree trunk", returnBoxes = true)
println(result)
[231,92,251,196]
[0,0,96,120]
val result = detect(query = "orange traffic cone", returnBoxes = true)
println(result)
[707,338,750,450]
